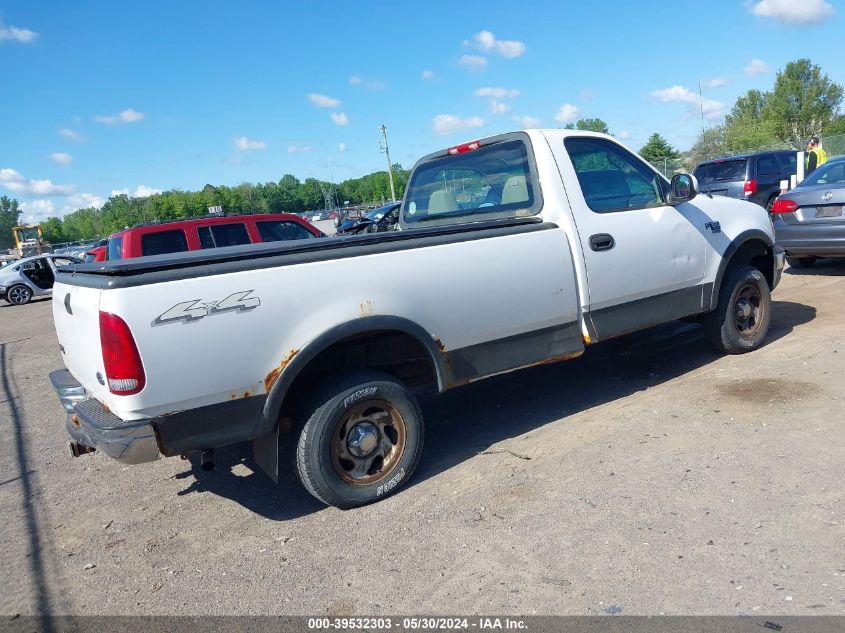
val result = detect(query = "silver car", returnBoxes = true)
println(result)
[0,255,81,305]
[772,156,845,268]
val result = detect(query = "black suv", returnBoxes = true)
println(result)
[693,150,797,212]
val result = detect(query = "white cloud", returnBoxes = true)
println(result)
[472,30,526,58]
[330,112,349,126]
[616,130,631,140]
[58,127,84,142]
[307,93,341,108]
[512,115,541,128]
[95,108,145,125]
[50,152,73,165]
[288,145,313,154]
[21,193,106,221]
[233,136,267,150]
[432,114,485,136]
[349,75,385,90]
[744,59,770,75]
[474,86,520,99]
[338,142,347,153]
[650,85,725,120]
[490,99,510,114]
[749,0,835,25]
[705,77,728,89]
[459,54,487,70]
[0,168,76,196]
[20,199,55,220]
[554,103,580,124]
[421,69,435,80]
[0,20,38,43]
[110,185,162,198]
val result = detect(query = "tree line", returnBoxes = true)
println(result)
[6,58,843,245]
[36,166,410,244]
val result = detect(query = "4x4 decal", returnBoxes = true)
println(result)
[154,290,261,325]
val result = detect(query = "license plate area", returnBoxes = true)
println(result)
[815,205,842,218]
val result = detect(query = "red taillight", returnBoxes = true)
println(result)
[447,140,481,155]
[743,179,757,196]
[99,311,146,395]
[771,198,798,214]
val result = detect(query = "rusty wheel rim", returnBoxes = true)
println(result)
[330,399,407,486]
[733,282,764,338]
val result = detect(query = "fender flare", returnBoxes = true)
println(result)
[257,315,446,438]
[709,229,774,310]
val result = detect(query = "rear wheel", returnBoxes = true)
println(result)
[786,256,816,268]
[765,195,777,213]
[704,265,771,354]
[6,284,33,305]
[294,370,424,509]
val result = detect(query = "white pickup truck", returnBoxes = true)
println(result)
[50,130,784,508]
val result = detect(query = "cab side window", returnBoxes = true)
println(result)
[197,223,251,249]
[565,138,665,213]
[142,230,189,256]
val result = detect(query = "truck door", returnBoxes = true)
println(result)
[550,136,708,340]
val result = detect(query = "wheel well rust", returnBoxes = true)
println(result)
[277,329,438,424]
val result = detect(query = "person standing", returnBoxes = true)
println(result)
[806,136,828,175]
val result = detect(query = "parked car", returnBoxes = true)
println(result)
[83,246,108,263]
[49,130,782,509]
[0,254,82,305]
[106,213,323,260]
[693,150,797,212]
[336,202,400,235]
[771,155,845,267]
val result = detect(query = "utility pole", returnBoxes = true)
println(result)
[378,124,397,202]
[698,80,705,136]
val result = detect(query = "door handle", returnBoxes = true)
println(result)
[589,233,615,252]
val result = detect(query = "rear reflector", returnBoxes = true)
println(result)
[743,179,757,196]
[770,198,798,214]
[447,140,481,155]
[99,311,146,395]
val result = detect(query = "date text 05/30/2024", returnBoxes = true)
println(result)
[307,617,527,630]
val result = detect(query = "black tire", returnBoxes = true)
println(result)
[6,284,33,305]
[704,265,772,354]
[295,370,424,509]
[765,196,777,213]
[786,256,816,268]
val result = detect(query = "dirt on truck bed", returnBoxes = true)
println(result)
[1,260,843,616]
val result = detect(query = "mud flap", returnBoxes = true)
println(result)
[252,426,279,483]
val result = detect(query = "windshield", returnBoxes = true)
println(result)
[801,160,845,187]
[402,138,538,226]
[365,204,397,221]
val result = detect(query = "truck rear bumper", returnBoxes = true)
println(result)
[50,369,161,464]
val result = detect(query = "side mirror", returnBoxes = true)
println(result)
[668,173,698,205]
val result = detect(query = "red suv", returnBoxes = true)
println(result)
[106,213,323,260]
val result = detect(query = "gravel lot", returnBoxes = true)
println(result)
[1,260,843,617]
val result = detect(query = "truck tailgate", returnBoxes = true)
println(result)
[51,281,109,402]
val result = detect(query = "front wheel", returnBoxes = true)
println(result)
[295,370,424,509]
[704,265,771,354]
[6,284,33,305]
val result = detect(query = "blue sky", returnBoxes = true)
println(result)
[2,0,843,221]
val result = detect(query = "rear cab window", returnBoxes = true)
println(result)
[256,220,316,242]
[108,236,123,260]
[401,134,541,228]
[141,230,189,256]
[197,223,250,249]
